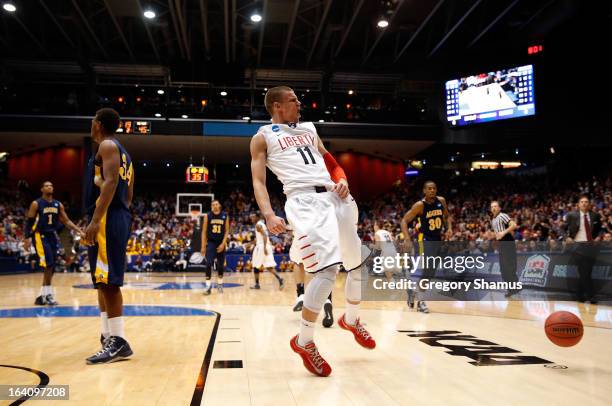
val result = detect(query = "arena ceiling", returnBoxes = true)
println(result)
[0,0,582,84]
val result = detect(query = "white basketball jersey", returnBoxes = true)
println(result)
[258,122,334,194]
[375,229,394,242]
[255,219,267,246]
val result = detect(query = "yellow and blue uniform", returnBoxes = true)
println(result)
[417,198,444,242]
[416,198,445,266]
[32,198,61,268]
[205,211,227,276]
[87,139,133,287]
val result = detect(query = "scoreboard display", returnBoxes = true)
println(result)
[116,120,151,134]
[186,166,209,183]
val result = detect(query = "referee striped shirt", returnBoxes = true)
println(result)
[492,212,514,241]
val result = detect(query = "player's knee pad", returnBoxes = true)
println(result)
[303,267,337,313]
[345,269,362,302]
[254,267,260,274]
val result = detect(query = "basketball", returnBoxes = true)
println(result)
[545,311,584,347]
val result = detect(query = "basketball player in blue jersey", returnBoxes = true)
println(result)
[400,180,452,313]
[200,200,230,295]
[24,181,84,305]
[84,108,134,364]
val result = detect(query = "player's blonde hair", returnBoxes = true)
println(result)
[264,86,293,115]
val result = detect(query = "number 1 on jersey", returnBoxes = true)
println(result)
[297,146,316,165]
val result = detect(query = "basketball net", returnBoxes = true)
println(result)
[190,209,201,226]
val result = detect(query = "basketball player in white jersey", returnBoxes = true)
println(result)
[289,230,333,327]
[373,221,400,281]
[250,86,376,377]
[250,215,284,290]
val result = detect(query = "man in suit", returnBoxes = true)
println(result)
[566,195,602,303]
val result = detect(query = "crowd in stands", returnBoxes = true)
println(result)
[1,174,611,272]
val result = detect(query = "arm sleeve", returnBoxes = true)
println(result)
[323,152,347,183]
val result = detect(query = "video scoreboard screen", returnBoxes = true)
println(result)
[446,64,535,127]
[116,120,151,134]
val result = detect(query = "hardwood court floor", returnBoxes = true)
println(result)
[0,271,611,406]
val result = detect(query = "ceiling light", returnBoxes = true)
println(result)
[377,19,389,28]
[250,13,262,23]
[144,10,156,19]
[3,3,16,12]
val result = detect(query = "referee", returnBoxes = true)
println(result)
[490,201,520,297]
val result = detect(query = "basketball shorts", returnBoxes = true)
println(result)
[285,189,363,273]
[252,244,277,269]
[89,208,131,287]
[289,240,301,264]
[34,231,59,269]
[205,241,225,270]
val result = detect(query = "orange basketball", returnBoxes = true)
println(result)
[545,311,583,347]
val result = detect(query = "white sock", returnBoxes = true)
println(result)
[39,286,45,296]
[345,302,360,325]
[298,318,315,346]
[205,280,211,288]
[108,316,125,339]
[43,286,52,296]
[217,278,223,286]
[100,312,110,338]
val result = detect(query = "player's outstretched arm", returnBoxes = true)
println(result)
[316,136,349,198]
[250,133,285,234]
[59,203,85,237]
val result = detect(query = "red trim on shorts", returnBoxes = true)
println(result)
[306,262,319,269]
[302,253,315,261]
[300,244,311,249]
[298,235,307,240]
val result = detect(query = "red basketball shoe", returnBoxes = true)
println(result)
[289,335,332,377]
[338,314,376,349]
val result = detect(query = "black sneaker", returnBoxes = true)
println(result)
[407,290,415,309]
[204,285,212,295]
[322,301,333,328]
[100,334,110,349]
[279,278,285,290]
[250,284,261,289]
[416,300,429,313]
[45,294,58,306]
[86,336,133,365]
[34,295,46,306]
[293,295,304,312]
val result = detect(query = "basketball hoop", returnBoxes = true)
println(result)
[190,209,200,221]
